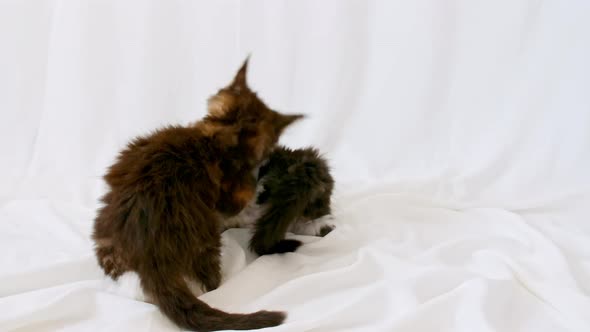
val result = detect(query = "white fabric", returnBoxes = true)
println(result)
[1,1,590,331]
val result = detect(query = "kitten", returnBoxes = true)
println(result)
[92,58,303,332]
[222,146,335,256]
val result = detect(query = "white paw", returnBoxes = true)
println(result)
[290,215,335,236]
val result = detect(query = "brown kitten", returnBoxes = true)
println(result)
[92,58,302,331]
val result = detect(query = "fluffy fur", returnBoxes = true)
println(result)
[92,58,303,331]
[222,146,335,255]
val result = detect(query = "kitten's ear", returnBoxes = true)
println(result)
[274,113,305,133]
[228,56,250,93]
[207,56,251,117]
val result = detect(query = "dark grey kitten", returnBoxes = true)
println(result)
[222,146,335,255]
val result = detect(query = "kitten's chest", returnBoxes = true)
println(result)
[220,178,267,230]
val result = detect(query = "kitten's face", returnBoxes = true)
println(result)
[303,194,332,221]
[205,58,303,166]
[302,172,334,221]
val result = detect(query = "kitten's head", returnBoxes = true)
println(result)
[300,152,334,221]
[204,57,303,166]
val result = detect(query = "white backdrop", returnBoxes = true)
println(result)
[1,1,589,331]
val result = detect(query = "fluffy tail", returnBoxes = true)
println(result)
[140,271,285,331]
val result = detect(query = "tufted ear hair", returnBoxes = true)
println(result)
[227,56,250,93]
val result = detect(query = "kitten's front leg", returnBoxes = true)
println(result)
[289,215,335,237]
[249,201,305,256]
[192,245,222,292]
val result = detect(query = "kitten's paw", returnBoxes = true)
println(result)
[203,278,221,293]
[194,254,222,292]
[251,238,302,256]
[96,245,126,279]
[270,239,303,254]
[290,215,336,237]
[201,269,221,292]
[319,224,335,237]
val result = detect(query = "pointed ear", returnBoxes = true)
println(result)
[274,113,305,133]
[228,56,250,93]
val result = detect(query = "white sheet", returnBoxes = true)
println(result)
[1,1,589,331]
